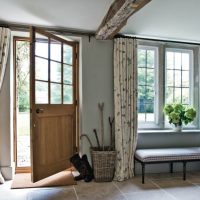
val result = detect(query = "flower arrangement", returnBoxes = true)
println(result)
[163,103,196,127]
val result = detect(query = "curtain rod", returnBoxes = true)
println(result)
[115,34,200,46]
[0,22,96,37]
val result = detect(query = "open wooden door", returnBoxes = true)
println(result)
[30,27,78,182]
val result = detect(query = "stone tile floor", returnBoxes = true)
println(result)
[1,172,200,200]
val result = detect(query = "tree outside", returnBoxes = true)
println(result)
[16,40,30,113]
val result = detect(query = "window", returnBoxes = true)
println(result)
[137,41,198,129]
[165,49,192,105]
[137,47,157,124]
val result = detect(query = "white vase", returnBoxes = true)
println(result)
[173,125,182,132]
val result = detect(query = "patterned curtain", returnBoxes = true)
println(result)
[114,38,138,181]
[0,27,11,91]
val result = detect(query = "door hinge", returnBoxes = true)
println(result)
[75,100,78,105]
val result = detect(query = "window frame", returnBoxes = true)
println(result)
[137,40,199,130]
[164,48,193,106]
[137,45,159,128]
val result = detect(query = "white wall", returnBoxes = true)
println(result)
[80,37,114,160]
[0,31,29,180]
[0,56,14,180]
[122,0,200,43]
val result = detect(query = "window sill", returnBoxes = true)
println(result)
[138,129,200,134]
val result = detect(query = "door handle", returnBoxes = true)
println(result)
[36,108,44,113]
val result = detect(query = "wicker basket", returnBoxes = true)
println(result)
[91,147,116,182]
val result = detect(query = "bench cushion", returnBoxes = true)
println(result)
[135,147,200,162]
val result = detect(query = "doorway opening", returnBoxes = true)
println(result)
[13,29,79,179]
[14,37,31,173]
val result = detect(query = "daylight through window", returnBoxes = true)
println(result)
[137,42,196,129]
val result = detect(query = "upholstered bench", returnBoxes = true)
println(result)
[135,147,200,184]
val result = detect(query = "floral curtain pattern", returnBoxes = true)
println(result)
[0,27,11,91]
[114,38,138,181]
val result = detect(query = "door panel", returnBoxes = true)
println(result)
[30,27,78,182]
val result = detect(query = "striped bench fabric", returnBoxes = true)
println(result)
[135,147,200,184]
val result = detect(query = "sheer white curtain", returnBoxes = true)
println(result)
[114,38,138,181]
[0,27,11,91]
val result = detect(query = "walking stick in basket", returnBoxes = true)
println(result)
[109,117,114,150]
[93,129,100,149]
[98,102,104,150]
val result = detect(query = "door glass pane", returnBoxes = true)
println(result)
[63,44,72,65]
[51,83,61,104]
[35,81,48,104]
[51,61,61,83]
[63,85,73,104]
[35,57,48,81]
[35,33,48,58]
[50,39,61,62]
[64,64,72,84]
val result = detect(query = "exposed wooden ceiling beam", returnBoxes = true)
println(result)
[96,0,151,40]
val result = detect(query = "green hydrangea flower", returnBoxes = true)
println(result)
[173,103,184,113]
[163,103,196,127]
[185,108,196,119]
[163,104,174,115]
[169,111,180,124]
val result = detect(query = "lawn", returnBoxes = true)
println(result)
[17,112,30,136]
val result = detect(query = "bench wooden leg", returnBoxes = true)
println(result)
[142,163,145,184]
[170,162,173,173]
[183,161,187,180]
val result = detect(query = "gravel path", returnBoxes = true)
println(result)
[17,135,30,167]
